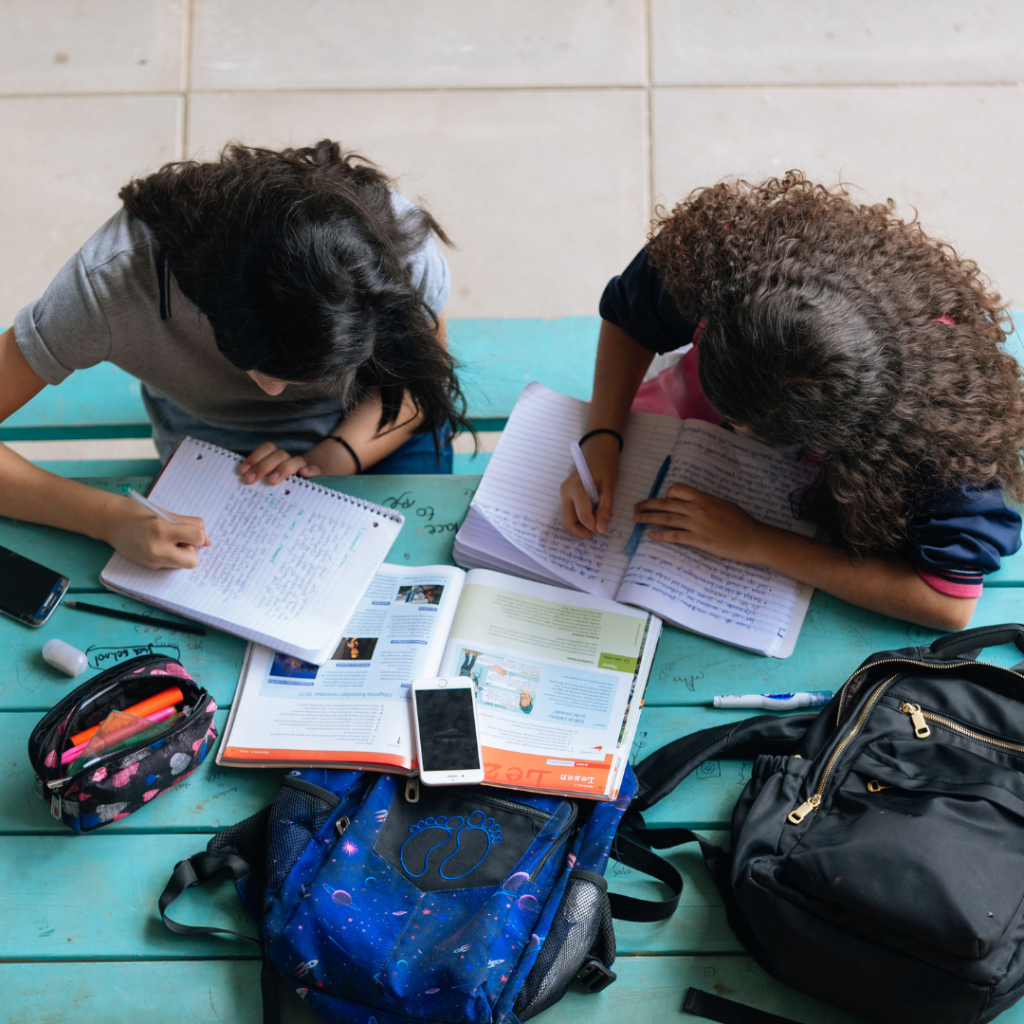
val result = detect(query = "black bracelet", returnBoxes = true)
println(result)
[329,435,363,474]
[579,428,624,452]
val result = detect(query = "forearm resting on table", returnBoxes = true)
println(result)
[755,526,977,632]
[304,387,425,475]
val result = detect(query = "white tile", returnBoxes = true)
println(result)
[652,0,1024,85]
[451,431,501,454]
[0,0,186,94]
[188,90,648,318]
[0,95,182,324]
[191,0,643,90]
[6,439,159,461]
[652,86,1024,305]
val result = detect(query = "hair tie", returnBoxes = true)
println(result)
[579,428,624,452]
[329,435,362,474]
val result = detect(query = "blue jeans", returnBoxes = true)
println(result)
[367,427,453,475]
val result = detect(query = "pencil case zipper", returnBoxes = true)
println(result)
[43,689,212,794]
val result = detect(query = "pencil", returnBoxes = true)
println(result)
[64,600,207,636]
[622,455,672,558]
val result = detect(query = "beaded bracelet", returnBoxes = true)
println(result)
[329,435,363,474]
[578,428,624,452]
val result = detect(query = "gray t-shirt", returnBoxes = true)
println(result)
[14,193,450,459]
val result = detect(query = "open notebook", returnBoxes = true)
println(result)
[454,383,821,658]
[100,437,404,664]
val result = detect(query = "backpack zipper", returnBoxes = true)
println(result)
[787,676,897,824]
[901,703,1024,754]
[529,800,578,882]
[791,656,1024,825]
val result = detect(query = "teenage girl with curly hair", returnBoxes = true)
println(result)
[561,172,1024,631]
[0,140,468,569]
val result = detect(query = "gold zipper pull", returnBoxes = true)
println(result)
[787,794,820,824]
[866,780,892,793]
[901,702,931,738]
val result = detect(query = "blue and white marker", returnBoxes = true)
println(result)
[711,691,833,710]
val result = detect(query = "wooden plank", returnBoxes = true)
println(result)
[0,827,746,960]
[645,586,1024,706]
[0,590,248,713]
[0,955,877,1024]
[448,316,601,417]
[0,710,280,835]
[0,474,480,594]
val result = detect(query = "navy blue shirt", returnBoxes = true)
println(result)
[600,246,1023,596]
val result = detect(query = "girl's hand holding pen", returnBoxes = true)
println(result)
[560,433,620,539]
[634,483,769,563]
[106,498,210,570]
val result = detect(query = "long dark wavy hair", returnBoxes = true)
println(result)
[119,139,469,440]
[648,171,1024,556]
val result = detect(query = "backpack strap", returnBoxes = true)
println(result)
[607,713,816,925]
[683,988,802,1024]
[159,851,280,1024]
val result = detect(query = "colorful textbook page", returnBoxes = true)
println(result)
[219,564,464,771]
[218,567,661,801]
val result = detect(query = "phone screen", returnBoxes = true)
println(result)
[415,688,481,772]
[0,547,67,624]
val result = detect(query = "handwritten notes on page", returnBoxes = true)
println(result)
[466,383,678,597]
[616,421,820,656]
[100,438,403,663]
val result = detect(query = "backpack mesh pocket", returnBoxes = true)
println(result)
[514,869,616,1020]
[262,778,339,913]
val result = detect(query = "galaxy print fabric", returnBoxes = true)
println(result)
[214,767,637,1023]
[28,654,217,833]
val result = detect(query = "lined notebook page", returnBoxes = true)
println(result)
[616,421,819,656]
[469,383,680,598]
[100,438,403,661]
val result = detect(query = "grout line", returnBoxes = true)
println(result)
[179,0,194,157]
[642,0,654,225]
[0,80,1022,101]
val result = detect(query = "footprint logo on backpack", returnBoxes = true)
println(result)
[400,811,503,881]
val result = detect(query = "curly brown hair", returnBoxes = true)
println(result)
[648,171,1024,556]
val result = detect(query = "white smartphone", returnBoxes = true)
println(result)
[411,677,484,786]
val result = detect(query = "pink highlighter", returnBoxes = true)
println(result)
[60,705,177,765]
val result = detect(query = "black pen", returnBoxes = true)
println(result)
[63,600,207,636]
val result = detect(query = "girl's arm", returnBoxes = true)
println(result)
[634,483,977,632]
[0,328,209,568]
[241,314,447,483]
[560,320,654,536]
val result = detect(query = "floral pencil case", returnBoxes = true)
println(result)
[28,653,218,833]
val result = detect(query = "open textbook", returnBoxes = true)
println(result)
[100,437,403,665]
[454,383,821,658]
[218,564,661,801]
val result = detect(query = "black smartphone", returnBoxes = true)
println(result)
[0,546,70,627]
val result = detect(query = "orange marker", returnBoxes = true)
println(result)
[70,686,184,747]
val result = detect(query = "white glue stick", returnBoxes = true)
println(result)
[42,639,88,677]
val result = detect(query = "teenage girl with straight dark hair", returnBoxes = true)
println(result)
[0,140,468,569]
[561,172,1024,632]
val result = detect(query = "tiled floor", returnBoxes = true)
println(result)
[2,0,1023,325]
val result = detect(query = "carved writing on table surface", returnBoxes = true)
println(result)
[86,643,180,669]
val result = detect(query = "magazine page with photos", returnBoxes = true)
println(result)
[438,570,660,800]
[218,564,465,770]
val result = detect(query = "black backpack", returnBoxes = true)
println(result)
[616,623,1024,1024]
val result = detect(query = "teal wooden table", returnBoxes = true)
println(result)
[2,473,1024,1024]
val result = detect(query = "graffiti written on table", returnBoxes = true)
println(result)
[381,491,417,511]
[416,522,458,536]
[86,643,181,670]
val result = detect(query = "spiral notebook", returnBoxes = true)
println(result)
[99,437,404,664]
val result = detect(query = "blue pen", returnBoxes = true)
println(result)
[622,455,671,558]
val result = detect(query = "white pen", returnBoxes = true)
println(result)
[122,485,179,524]
[569,441,600,506]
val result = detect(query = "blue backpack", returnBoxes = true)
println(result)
[160,768,637,1023]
